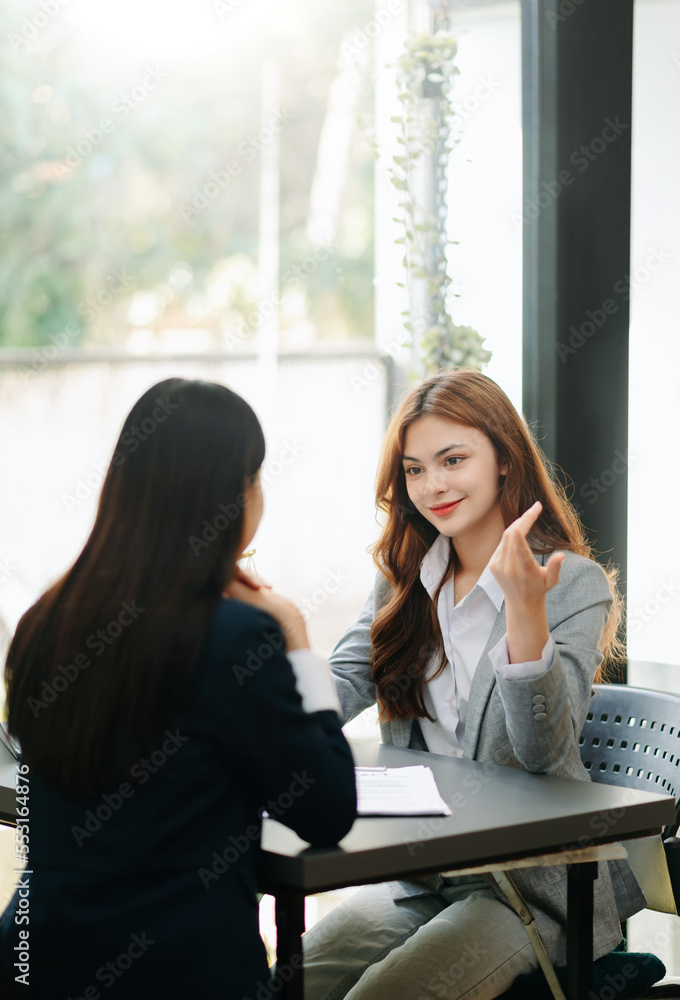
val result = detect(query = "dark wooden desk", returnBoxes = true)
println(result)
[257,739,676,1000]
[0,739,673,999]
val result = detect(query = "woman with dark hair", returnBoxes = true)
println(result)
[1,377,356,999]
[303,370,643,1000]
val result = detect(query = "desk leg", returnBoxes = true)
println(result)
[566,861,597,1000]
[275,890,306,1000]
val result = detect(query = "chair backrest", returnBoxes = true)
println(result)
[580,684,680,831]
[580,683,680,914]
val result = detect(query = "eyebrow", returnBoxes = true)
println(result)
[402,443,466,462]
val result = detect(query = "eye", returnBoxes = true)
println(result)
[445,456,462,467]
[404,466,421,477]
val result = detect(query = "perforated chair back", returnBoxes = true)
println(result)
[580,683,680,915]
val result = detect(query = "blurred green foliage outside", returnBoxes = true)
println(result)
[0,0,376,349]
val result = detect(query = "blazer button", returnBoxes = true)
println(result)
[534,712,547,721]
[532,694,545,705]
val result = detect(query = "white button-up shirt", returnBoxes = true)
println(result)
[419,533,553,757]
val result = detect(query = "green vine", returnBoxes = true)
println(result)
[389,31,491,375]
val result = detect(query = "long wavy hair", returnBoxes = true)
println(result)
[370,369,619,721]
[4,378,264,797]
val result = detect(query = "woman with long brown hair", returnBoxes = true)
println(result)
[0,377,356,999]
[303,370,643,1000]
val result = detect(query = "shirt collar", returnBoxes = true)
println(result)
[419,533,451,598]
[419,533,505,612]
[475,561,505,612]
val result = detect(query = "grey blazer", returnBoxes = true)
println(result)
[329,550,646,965]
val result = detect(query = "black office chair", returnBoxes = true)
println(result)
[578,683,680,998]
[500,683,680,1000]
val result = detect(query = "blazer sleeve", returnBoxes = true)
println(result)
[328,572,393,724]
[201,602,357,845]
[492,553,613,775]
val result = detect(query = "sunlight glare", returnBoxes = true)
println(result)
[70,0,274,62]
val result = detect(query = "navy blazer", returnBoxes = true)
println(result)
[0,599,357,999]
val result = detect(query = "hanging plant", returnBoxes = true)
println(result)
[389,30,491,375]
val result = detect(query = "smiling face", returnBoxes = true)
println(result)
[402,415,508,547]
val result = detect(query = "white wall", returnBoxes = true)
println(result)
[627,0,680,675]
[0,354,388,667]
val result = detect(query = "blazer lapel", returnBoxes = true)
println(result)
[463,606,507,759]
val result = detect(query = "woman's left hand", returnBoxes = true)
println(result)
[489,501,565,663]
[229,565,273,592]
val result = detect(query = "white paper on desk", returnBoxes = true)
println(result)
[355,765,452,816]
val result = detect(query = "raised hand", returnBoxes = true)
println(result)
[229,564,273,591]
[489,501,565,664]
[490,501,565,604]
[224,566,309,653]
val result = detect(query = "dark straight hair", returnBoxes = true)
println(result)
[4,378,265,797]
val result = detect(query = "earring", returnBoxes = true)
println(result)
[239,549,257,573]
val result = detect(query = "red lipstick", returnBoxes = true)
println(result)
[430,499,462,518]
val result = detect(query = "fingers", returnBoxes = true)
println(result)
[511,500,542,539]
[499,534,535,585]
[225,579,257,600]
[232,565,272,590]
